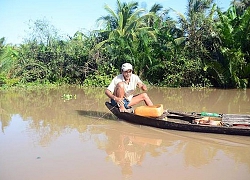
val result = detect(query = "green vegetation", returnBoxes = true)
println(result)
[0,0,250,89]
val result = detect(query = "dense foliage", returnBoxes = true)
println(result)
[0,0,250,88]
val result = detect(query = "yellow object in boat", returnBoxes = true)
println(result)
[134,104,163,117]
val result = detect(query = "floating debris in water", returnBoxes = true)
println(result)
[61,94,77,101]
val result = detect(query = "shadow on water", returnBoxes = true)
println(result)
[76,109,117,121]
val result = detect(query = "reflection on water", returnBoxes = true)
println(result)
[94,123,250,179]
[103,125,163,176]
[0,87,250,180]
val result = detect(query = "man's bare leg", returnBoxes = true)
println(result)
[128,93,153,107]
[114,82,127,112]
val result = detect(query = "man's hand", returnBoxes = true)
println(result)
[114,96,124,105]
[141,84,147,91]
[138,82,147,91]
[115,97,127,112]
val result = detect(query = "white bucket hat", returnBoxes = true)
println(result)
[121,63,133,71]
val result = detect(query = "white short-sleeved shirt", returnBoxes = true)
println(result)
[107,74,142,101]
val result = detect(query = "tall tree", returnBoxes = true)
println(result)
[205,6,250,88]
[96,0,156,75]
[176,0,215,59]
[0,38,19,86]
[231,0,250,15]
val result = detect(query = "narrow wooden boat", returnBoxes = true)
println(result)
[105,102,250,136]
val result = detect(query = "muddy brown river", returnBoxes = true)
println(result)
[0,86,250,180]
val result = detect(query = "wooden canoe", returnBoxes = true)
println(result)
[105,102,250,136]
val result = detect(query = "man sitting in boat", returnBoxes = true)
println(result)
[105,63,153,112]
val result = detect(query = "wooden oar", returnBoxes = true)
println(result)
[167,110,202,119]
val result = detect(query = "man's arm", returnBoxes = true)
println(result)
[105,89,116,100]
[137,82,147,91]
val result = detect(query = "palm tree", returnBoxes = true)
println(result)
[205,6,250,88]
[96,0,156,75]
[141,4,186,84]
[163,0,217,87]
[146,3,163,27]
[0,39,19,86]
[231,0,250,15]
[175,0,215,58]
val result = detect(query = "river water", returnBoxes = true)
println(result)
[0,86,250,180]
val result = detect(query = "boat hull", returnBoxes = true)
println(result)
[105,102,250,136]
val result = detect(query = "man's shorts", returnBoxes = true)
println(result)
[111,98,131,109]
